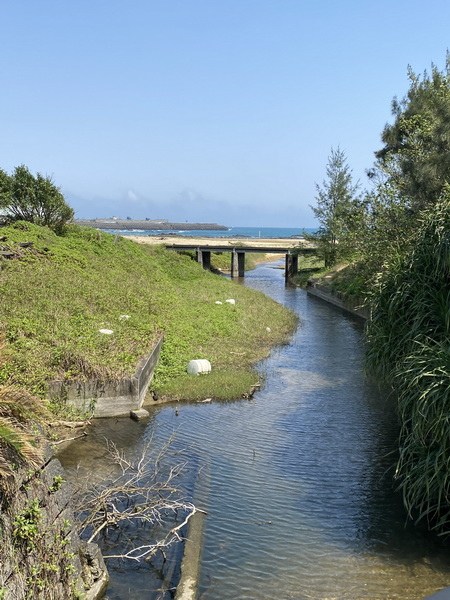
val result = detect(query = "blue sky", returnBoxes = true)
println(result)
[1,1,450,227]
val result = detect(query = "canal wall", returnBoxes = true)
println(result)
[0,448,108,600]
[306,281,369,320]
[48,336,163,417]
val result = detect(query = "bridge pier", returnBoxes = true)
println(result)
[285,253,299,281]
[231,250,246,278]
[196,249,211,270]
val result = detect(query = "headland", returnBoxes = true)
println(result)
[74,218,228,231]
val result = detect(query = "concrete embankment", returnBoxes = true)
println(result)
[48,336,164,417]
[306,281,369,320]
[174,510,206,600]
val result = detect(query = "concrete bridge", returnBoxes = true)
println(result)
[163,238,315,282]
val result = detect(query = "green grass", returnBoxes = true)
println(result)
[0,222,297,406]
[291,255,326,287]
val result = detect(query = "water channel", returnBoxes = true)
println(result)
[58,260,450,599]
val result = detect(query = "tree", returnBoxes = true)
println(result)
[350,56,450,288]
[0,165,74,233]
[375,55,450,213]
[310,147,360,267]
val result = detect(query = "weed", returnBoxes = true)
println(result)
[48,475,65,494]
[12,499,41,549]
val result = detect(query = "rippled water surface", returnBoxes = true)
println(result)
[58,262,450,600]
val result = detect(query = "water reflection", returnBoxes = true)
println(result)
[58,260,450,600]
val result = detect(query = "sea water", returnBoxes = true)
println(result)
[102,226,316,238]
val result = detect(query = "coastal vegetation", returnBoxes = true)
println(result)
[0,221,296,407]
[0,165,74,233]
[307,55,450,534]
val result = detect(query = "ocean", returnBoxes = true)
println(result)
[104,226,316,239]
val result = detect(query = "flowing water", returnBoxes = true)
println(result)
[58,261,450,600]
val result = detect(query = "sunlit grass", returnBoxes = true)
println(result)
[0,221,297,406]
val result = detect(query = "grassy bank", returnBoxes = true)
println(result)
[0,222,297,408]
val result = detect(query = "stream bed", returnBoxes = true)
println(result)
[58,261,450,600]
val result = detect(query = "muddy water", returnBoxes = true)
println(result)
[58,261,450,600]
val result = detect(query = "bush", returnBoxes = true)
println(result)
[0,165,73,233]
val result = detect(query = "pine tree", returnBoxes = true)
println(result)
[310,147,360,267]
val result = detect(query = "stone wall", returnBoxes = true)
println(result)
[0,449,108,599]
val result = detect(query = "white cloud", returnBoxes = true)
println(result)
[127,190,139,203]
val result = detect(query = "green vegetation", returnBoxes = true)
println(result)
[306,147,362,267]
[0,221,296,406]
[308,55,450,534]
[366,194,450,531]
[0,165,74,233]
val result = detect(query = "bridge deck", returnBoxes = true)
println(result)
[165,244,314,253]
[126,235,314,253]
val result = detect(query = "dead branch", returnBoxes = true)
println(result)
[73,432,200,564]
[52,431,88,445]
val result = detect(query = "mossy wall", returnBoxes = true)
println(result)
[0,449,108,599]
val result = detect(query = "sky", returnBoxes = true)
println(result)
[1,1,450,228]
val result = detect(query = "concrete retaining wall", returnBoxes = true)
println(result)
[48,336,163,417]
[306,282,369,320]
[0,449,108,599]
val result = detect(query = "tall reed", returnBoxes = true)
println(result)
[366,190,450,532]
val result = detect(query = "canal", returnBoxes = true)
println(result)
[58,260,450,599]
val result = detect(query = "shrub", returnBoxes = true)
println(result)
[0,165,73,233]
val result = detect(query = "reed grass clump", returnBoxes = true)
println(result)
[366,191,450,533]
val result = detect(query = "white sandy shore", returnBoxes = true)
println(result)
[125,234,305,250]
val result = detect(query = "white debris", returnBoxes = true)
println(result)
[266,327,271,332]
[225,298,236,305]
[187,359,212,375]
[215,301,223,305]
[119,314,131,320]
[99,329,114,335]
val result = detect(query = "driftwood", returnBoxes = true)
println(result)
[50,420,89,428]
[52,431,88,445]
[74,434,204,564]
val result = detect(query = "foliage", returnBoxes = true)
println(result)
[308,147,361,267]
[366,191,450,532]
[0,166,74,233]
[307,56,450,535]
[375,54,450,213]
[13,499,42,550]
[291,255,326,287]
